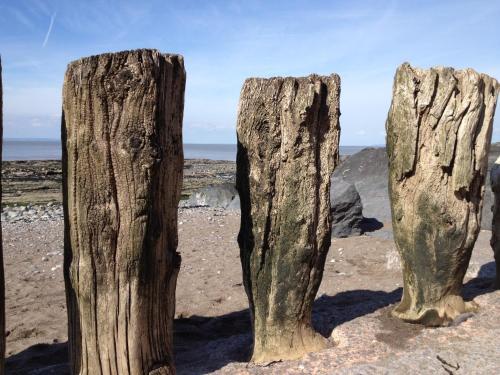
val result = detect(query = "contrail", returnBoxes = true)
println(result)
[42,12,56,47]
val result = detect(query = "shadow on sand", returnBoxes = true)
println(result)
[463,261,497,300]
[5,288,402,375]
[6,263,497,375]
[5,342,69,375]
[359,217,384,233]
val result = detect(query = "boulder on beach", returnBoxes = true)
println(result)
[226,194,240,211]
[181,183,239,209]
[179,144,500,232]
[482,142,500,230]
[332,145,500,231]
[330,178,364,238]
[332,147,390,224]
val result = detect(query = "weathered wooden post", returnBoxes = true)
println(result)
[62,49,185,374]
[0,56,5,375]
[386,63,499,326]
[490,157,500,288]
[236,74,341,362]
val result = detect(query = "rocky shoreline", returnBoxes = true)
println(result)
[1,203,63,224]
[4,143,500,230]
[1,158,235,206]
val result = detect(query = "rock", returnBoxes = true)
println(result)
[182,183,238,209]
[490,156,500,286]
[332,147,390,223]
[226,194,240,211]
[385,248,401,271]
[333,143,500,230]
[330,178,363,238]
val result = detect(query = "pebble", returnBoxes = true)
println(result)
[1,203,64,224]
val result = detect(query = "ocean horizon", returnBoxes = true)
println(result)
[2,139,377,161]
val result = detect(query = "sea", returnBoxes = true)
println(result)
[2,139,368,161]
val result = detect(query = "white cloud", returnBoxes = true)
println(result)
[42,12,57,47]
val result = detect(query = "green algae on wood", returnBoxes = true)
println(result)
[236,74,341,362]
[386,63,500,326]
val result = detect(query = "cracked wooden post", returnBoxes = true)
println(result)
[0,56,5,375]
[236,75,341,362]
[490,157,500,288]
[62,49,185,374]
[386,62,500,326]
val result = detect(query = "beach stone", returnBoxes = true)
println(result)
[385,248,401,271]
[226,195,240,211]
[182,183,238,209]
[330,178,363,238]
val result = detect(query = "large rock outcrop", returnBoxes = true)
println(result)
[236,74,340,362]
[62,50,185,374]
[386,63,499,326]
[332,147,390,224]
[332,145,499,230]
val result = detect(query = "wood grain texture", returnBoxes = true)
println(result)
[386,62,500,326]
[0,56,5,375]
[490,156,500,288]
[236,74,340,362]
[62,49,185,374]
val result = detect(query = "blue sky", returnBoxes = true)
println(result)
[1,0,500,144]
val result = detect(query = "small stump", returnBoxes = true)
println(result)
[386,63,500,326]
[236,74,341,362]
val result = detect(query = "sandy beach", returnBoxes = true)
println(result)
[1,154,499,374]
[3,205,499,374]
